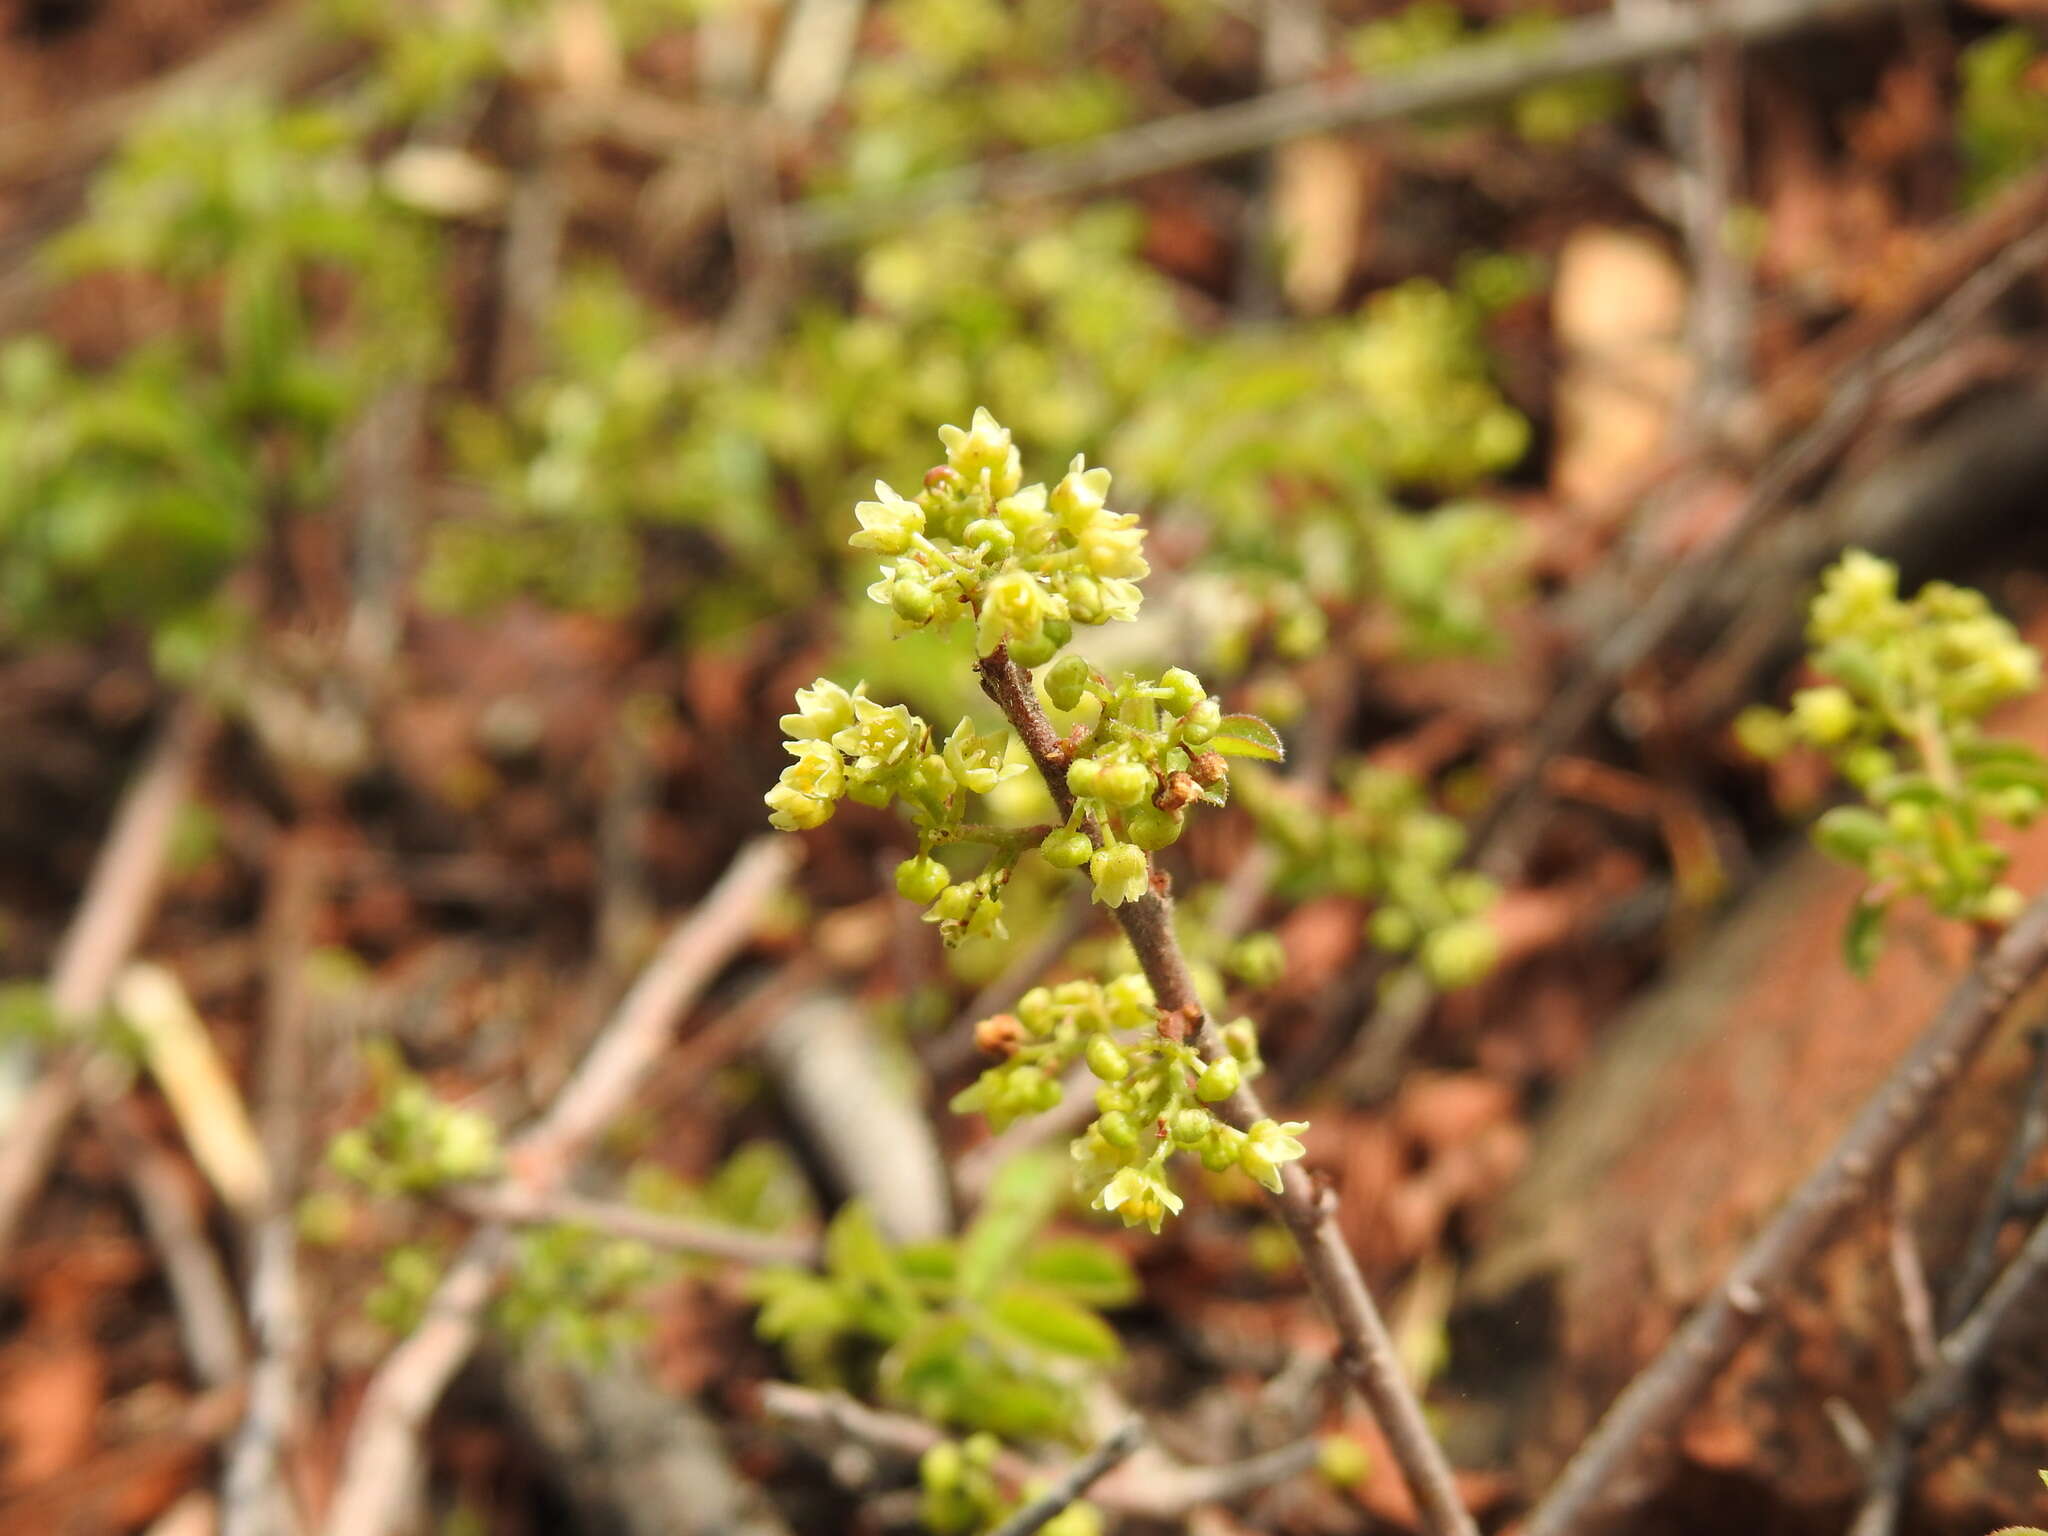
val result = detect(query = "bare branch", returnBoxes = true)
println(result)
[444,1185,819,1269]
[1523,887,2048,1536]
[784,0,1904,248]
[987,1419,1144,1536]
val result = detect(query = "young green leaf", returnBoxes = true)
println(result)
[1208,713,1286,762]
[985,1284,1124,1362]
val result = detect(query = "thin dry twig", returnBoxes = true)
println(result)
[0,697,215,1258]
[1941,1027,2048,1331]
[977,646,1476,1536]
[784,0,1902,248]
[321,838,796,1536]
[986,1418,1144,1536]
[1850,1202,2048,1536]
[224,837,329,1536]
[1523,887,2048,1536]
[759,1384,1319,1520]
[445,1185,819,1269]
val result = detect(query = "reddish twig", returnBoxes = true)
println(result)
[1523,887,2048,1536]
[976,646,1477,1536]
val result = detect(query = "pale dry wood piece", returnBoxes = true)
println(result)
[0,698,215,1257]
[321,838,795,1536]
[763,992,952,1243]
[978,647,1477,1536]
[224,838,328,1536]
[508,1353,796,1536]
[767,0,870,127]
[785,0,1907,248]
[118,963,271,1219]
[446,1184,819,1268]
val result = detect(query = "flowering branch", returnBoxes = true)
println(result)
[978,645,1478,1536]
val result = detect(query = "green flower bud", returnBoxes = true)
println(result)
[1221,1019,1260,1064]
[1065,757,1103,797]
[1369,906,1418,953]
[1981,883,2025,924]
[1097,1109,1138,1149]
[1160,667,1206,716]
[1098,761,1151,807]
[1040,828,1093,869]
[1317,1435,1372,1490]
[962,1431,1001,1470]
[1181,698,1222,745]
[1225,933,1286,988]
[1045,654,1092,713]
[1196,1056,1241,1102]
[1170,1107,1212,1146]
[1421,918,1500,990]
[1125,805,1184,850]
[1733,705,1793,761]
[920,1442,964,1496]
[895,855,950,904]
[1085,1034,1131,1081]
[890,577,938,623]
[1007,628,1058,668]
[933,883,975,922]
[1791,685,1859,746]
[961,518,1014,558]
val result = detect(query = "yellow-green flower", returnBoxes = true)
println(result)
[1088,843,1149,908]
[976,567,1065,655]
[1092,1164,1183,1233]
[849,480,925,555]
[1238,1118,1309,1194]
[940,719,1024,797]
[938,406,1022,498]
[779,677,860,742]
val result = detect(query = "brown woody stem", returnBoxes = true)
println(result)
[976,645,1477,1536]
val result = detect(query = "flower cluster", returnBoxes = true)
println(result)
[921,1433,1101,1536]
[1039,657,1263,907]
[853,408,1150,665]
[953,978,1307,1232]
[1738,550,2047,969]
[1241,762,1501,990]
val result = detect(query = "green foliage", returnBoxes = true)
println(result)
[4,95,438,658]
[1958,28,2048,203]
[1346,2,1629,144]
[0,340,254,645]
[1241,762,1501,990]
[327,1049,501,1195]
[750,1166,1136,1442]
[834,0,1134,189]
[495,1222,665,1365]
[1739,551,2046,971]
[919,1431,1103,1536]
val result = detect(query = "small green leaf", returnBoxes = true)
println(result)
[958,1153,1060,1301]
[1209,712,1286,762]
[985,1285,1123,1362]
[1844,895,1888,977]
[1813,806,1890,866]
[1020,1238,1138,1307]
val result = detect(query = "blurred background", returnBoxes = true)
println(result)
[6,0,2048,1533]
